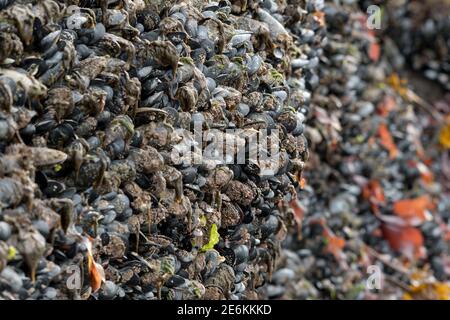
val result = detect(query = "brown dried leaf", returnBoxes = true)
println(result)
[381,223,424,260]
[377,123,398,159]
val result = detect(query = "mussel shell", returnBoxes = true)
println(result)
[76,44,94,59]
[35,119,57,134]
[35,171,49,190]
[106,138,126,159]
[130,131,143,148]
[21,57,48,77]
[135,173,152,189]
[78,159,108,188]
[48,123,75,147]
[96,110,113,129]
[167,31,187,44]
[19,124,36,140]
[43,180,66,198]
[180,167,198,184]
[232,245,249,265]
[137,8,160,31]
[165,274,188,288]
[261,214,279,239]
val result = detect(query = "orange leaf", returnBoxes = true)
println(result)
[387,73,408,97]
[83,237,104,292]
[393,195,434,224]
[382,223,424,259]
[368,42,380,62]
[362,180,385,203]
[300,177,307,189]
[88,254,103,292]
[308,218,346,262]
[363,180,385,213]
[323,226,346,260]
[313,11,326,27]
[378,123,398,159]
[420,171,434,185]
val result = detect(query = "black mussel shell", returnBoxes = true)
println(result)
[48,122,75,147]
[43,180,66,198]
[106,138,126,159]
[165,275,187,288]
[233,245,249,265]
[181,167,198,184]
[130,131,143,148]
[261,214,279,239]
[135,173,152,189]
[35,119,57,134]
[35,171,49,190]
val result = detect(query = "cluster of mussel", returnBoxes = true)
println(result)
[0,0,323,299]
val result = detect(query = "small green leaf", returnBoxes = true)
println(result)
[201,224,220,252]
[7,246,17,261]
[355,134,365,144]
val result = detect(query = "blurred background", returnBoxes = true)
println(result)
[264,0,450,300]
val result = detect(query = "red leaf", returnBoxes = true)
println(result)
[369,42,381,62]
[378,123,398,159]
[393,195,434,224]
[363,179,385,201]
[322,225,346,260]
[381,223,424,260]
